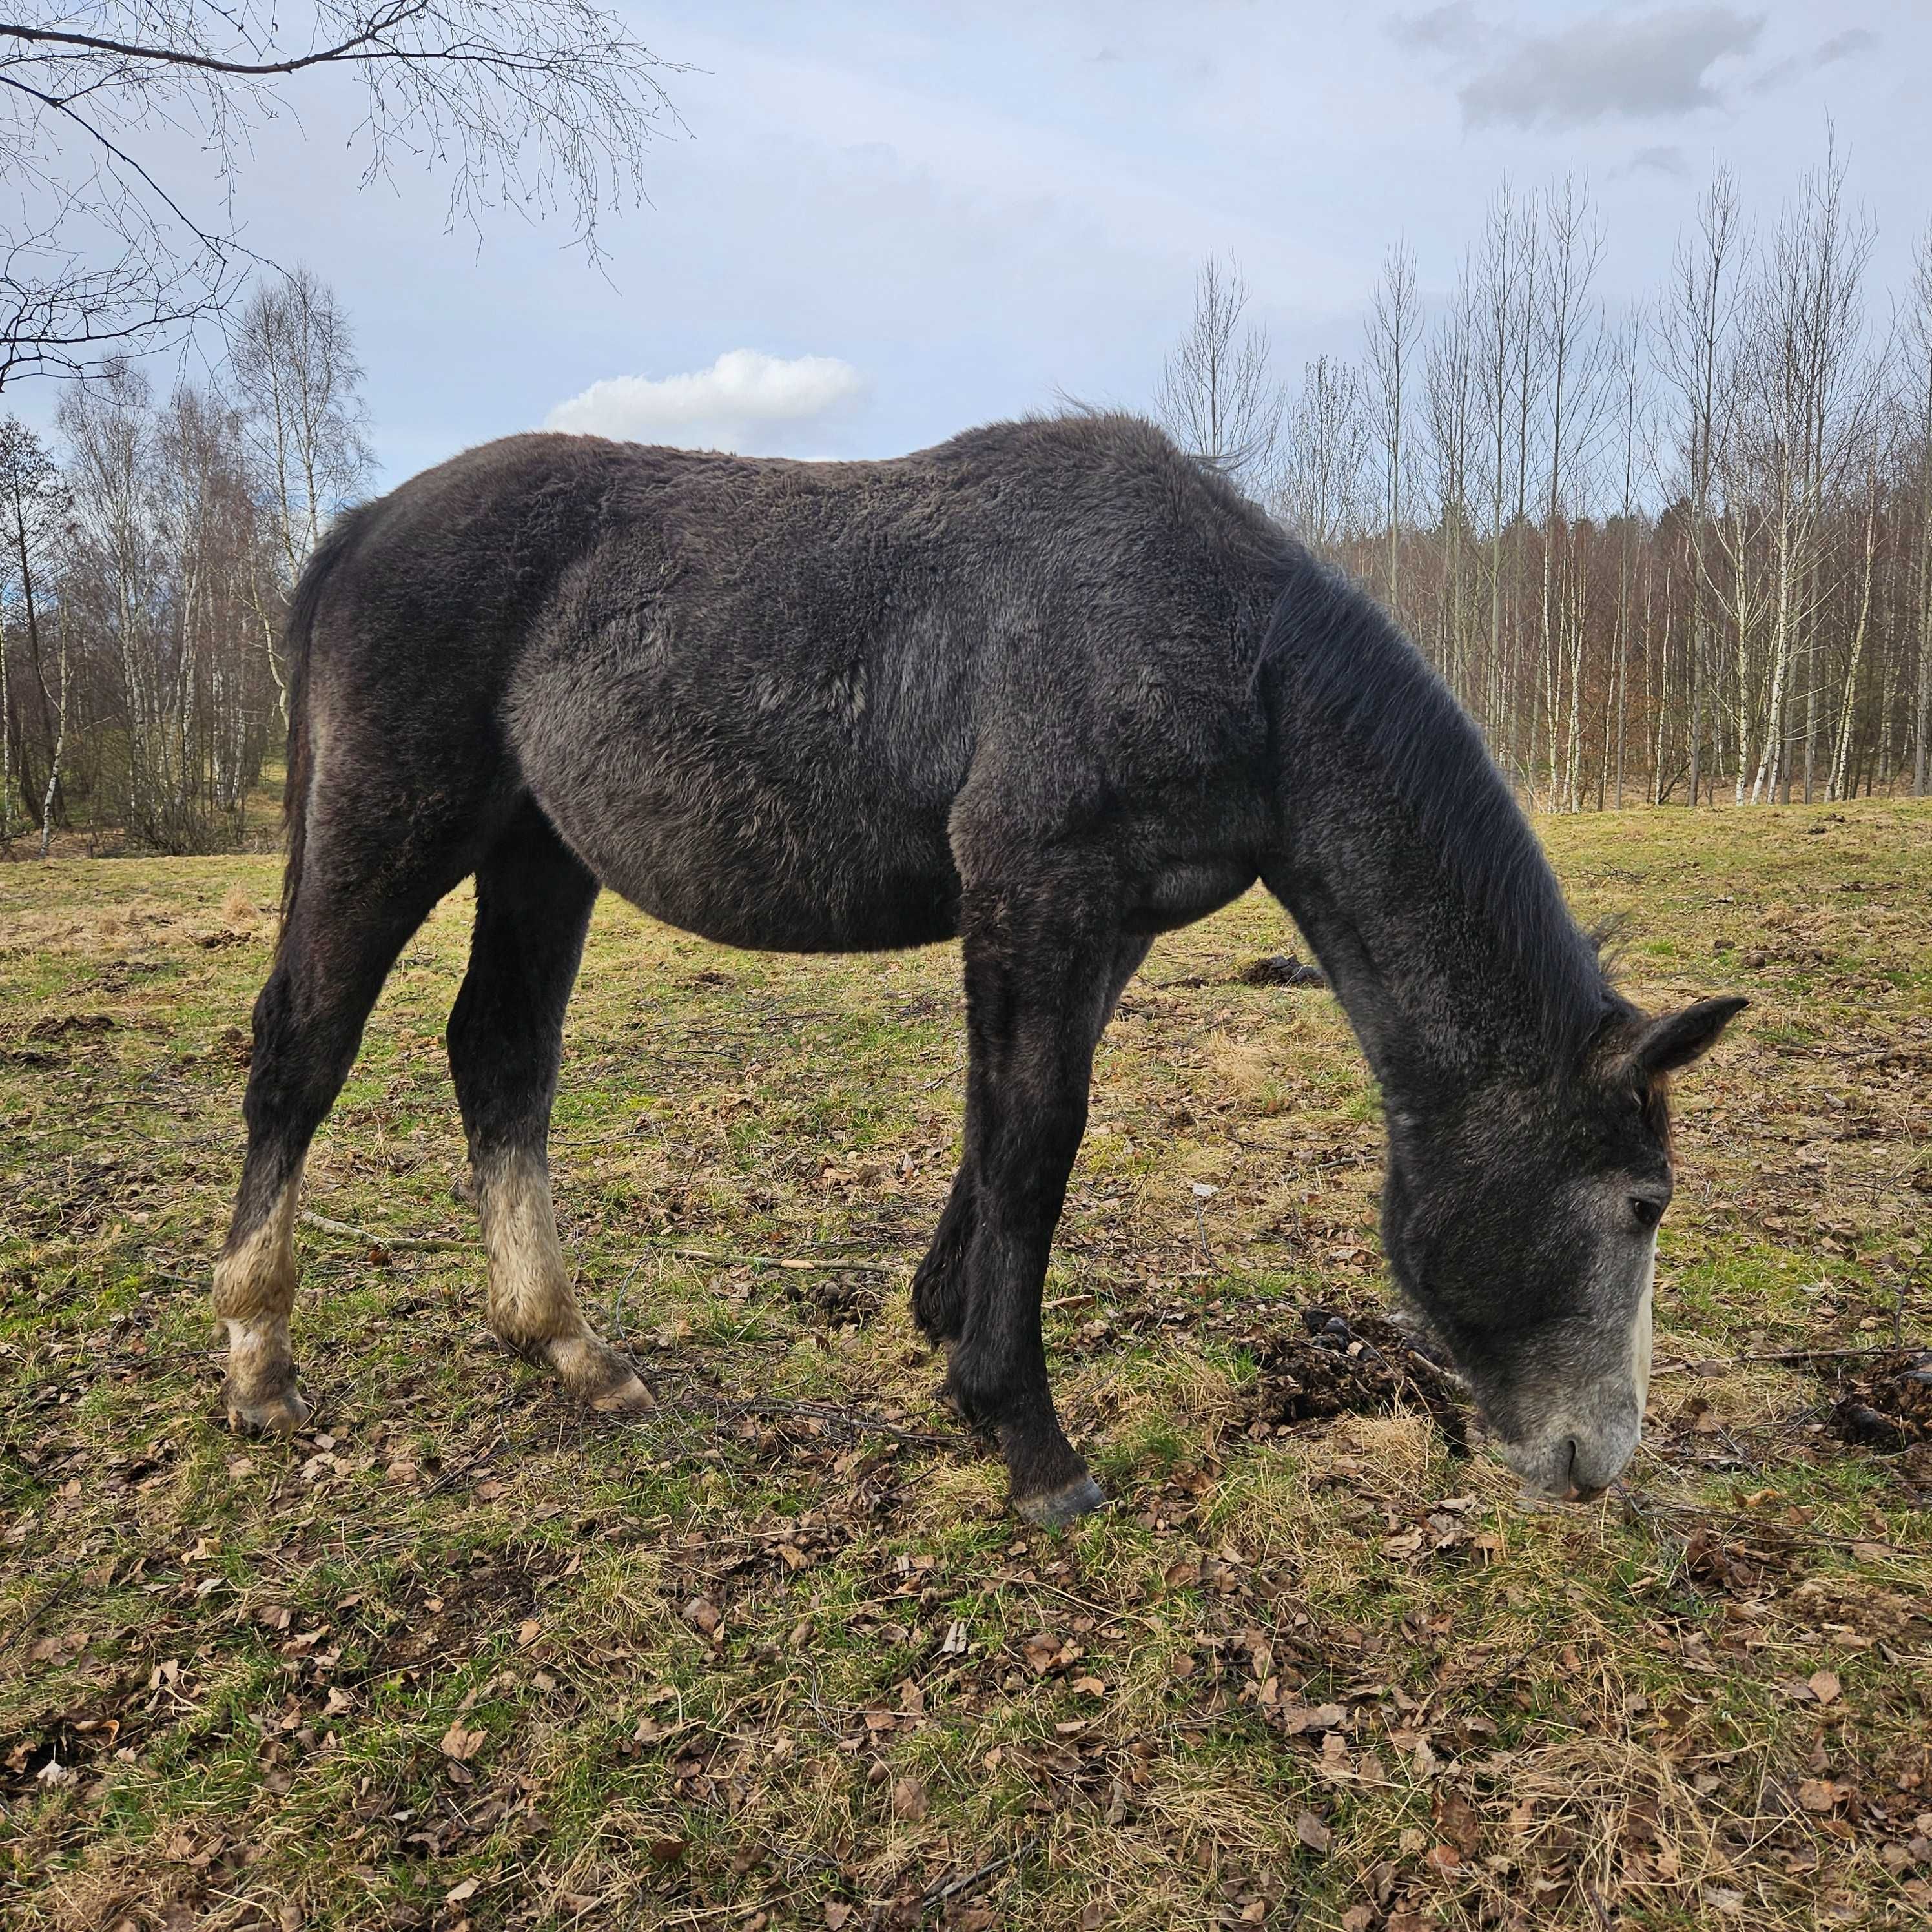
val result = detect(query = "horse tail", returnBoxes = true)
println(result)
[278,504,375,932]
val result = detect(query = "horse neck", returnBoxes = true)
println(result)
[1254,617,1601,1100]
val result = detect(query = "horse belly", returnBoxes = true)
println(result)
[535,757,963,954]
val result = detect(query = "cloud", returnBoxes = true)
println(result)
[1747,25,1879,98]
[1814,28,1878,68]
[1459,6,1763,130]
[1745,54,1799,96]
[1386,3,1492,57]
[543,349,865,451]
[1625,143,1690,177]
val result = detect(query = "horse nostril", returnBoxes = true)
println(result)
[1561,1436,1582,1499]
[1630,1195,1664,1230]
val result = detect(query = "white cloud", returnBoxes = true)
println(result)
[543,349,865,451]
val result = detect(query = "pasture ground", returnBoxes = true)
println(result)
[1,799,1929,1932]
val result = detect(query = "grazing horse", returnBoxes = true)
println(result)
[214,413,1743,1526]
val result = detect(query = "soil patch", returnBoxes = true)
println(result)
[1239,1304,1469,1454]
[1823,1348,1932,1452]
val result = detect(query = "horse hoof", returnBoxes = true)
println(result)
[548,1333,653,1413]
[590,1373,655,1415]
[223,1381,311,1437]
[1014,1474,1106,1530]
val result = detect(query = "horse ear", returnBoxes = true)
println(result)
[1627,996,1749,1078]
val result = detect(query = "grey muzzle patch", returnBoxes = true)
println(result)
[1491,1262,1655,1502]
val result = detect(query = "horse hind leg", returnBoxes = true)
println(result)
[910,1172,975,1344]
[447,805,650,1413]
[217,868,454,1432]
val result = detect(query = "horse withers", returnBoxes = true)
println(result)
[213,414,1743,1523]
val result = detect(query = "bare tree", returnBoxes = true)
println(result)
[1470,181,1543,787]
[1,0,681,385]
[1273,355,1370,554]
[1366,242,1421,622]
[228,267,373,719]
[1155,254,1283,487]
[1535,174,1607,810]
[1734,148,1876,804]
[0,412,65,841]
[1421,267,1478,713]
[1909,221,1932,796]
[1654,164,1748,806]
[1605,309,1650,808]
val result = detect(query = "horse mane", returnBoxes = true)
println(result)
[1257,549,1618,1061]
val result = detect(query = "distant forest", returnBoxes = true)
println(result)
[4,150,1930,856]
[1,269,370,855]
[1160,153,1932,812]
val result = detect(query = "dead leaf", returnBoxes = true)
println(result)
[444,1878,479,1904]
[1433,1787,1483,1855]
[1808,1669,1842,1706]
[1798,1778,1843,1813]
[683,1596,722,1637]
[1022,1631,1062,1674]
[438,1720,486,1762]
[1295,1810,1331,1852]
[648,1836,688,1864]
[1278,1701,1346,1735]
[890,1775,929,1822]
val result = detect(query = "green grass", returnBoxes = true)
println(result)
[1,801,1929,1930]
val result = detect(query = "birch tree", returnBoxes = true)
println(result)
[1366,242,1421,624]
[1156,255,1284,488]
[228,268,373,721]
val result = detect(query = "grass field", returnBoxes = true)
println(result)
[2,799,1929,1932]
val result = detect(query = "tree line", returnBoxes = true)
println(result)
[1158,150,1932,807]
[10,146,1929,856]
[3,0,672,856]
[0,271,370,852]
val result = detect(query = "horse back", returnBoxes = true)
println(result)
[306,420,1289,949]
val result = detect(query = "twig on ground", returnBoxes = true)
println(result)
[1652,1341,1928,1375]
[1,1573,82,1654]
[921,1849,1022,1907]
[706,1395,957,1451]
[300,1211,462,1251]
[989,1571,1163,1634]
[644,1237,904,1277]
[660,1889,806,1927]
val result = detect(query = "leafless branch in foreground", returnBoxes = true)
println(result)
[1,0,683,384]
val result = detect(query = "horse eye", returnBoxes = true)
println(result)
[1630,1196,1665,1231]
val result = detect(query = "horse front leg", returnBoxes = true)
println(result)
[913,934,1146,1352]
[942,884,1127,1526]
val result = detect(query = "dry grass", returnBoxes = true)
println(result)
[1,800,1928,1930]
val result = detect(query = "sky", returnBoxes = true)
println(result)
[10,1,1931,486]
